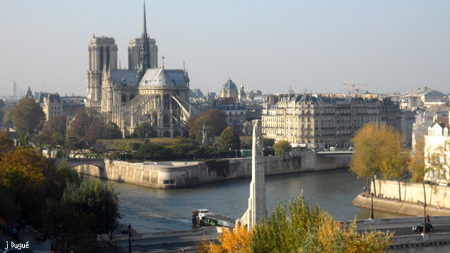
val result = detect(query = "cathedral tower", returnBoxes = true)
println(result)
[86,35,118,108]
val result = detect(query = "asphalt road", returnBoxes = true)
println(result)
[356,220,450,236]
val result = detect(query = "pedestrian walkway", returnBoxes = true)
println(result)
[0,226,50,253]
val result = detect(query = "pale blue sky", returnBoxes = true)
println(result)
[1,0,449,97]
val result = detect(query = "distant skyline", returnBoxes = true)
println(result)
[1,0,449,97]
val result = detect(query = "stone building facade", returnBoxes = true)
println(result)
[261,93,402,149]
[424,114,450,183]
[85,3,195,137]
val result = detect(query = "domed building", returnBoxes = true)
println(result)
[220,79,239,101]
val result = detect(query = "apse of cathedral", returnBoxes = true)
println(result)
[86,3,197,138]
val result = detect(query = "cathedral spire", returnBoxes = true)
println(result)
[138,0,151,83]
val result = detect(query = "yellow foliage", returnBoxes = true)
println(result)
[197,224,252,253]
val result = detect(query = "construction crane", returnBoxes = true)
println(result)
[343,83,378,93]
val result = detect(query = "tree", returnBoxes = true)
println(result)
[132,121,156,138]
[349,122,391,219]
[190,115,216,141]
[0,131,14,155]
[2,105,15,129]
[47,114,67,135]
[0,186,22,221]
[198,224,252,253]
[263,138,275,148]
[199,194,392,252]
[62,178,121,234]
[0,146,50,220]
[12,97,46,135]
[37,200,98,252]
[103,121,122,139]
[274,140,291,155]
[219,127,240,150]
[70,107,104,147]
[380,130,409,201]
[408,137,434,234]
[133,143,171,160]
[185,109,227,137]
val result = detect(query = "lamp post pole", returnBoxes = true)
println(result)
[128,223,132,253]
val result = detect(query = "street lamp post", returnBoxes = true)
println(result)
[128,223,132,253]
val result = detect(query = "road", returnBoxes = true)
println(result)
[356,219,450,236]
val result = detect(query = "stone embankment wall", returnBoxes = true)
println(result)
[74,153,350,188]
[372,179,450,209]
[352,179,450,216]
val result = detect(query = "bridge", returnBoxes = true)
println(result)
[316,151,354,157]
[49,158,106,177]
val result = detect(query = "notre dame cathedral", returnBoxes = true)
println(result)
[86,3,197,138]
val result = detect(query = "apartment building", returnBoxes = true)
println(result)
[261,93,401,149]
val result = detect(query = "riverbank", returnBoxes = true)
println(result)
[74,153,351,188]
[352,193,450,216]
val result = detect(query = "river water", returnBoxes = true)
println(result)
[108,169,407,233]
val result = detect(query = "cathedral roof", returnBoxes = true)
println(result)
[139,67,188,87]
[111,70,137,87]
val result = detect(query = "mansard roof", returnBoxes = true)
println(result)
[139,67,188,87]
[111,70,137,87]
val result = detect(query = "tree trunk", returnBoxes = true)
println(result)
[423,182,427,234]
[398,180,401,201]
[371,177,376,219]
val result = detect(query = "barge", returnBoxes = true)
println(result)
[192,209,235,227]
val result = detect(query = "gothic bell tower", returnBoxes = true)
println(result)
[86,35,118,109]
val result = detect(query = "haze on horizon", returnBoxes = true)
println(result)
[1,0,449,97]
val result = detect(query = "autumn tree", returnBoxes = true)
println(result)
[185,109,227,137]
[0,131,15,155]
[47,114,67,135]
[199,194,392,252]
[263,138,275,148]
[62,178,121,234]
[198,224,252,253]
[69,107,104,147]
[12,97,46,135]
[190,115,216,141]
[0,146,51,220]
[408,137,434,233]
[219,127,240,150]
[103,121,122,139]
[350,122,392,218]
[380,130,409,201]
[274,139,291,155]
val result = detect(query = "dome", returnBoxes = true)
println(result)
[221,79,238,91]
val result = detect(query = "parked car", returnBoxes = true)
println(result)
[412,223,433,232]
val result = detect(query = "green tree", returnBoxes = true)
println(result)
[190,115,216,141]
[38,200,98,253]
[63,178,121,234]
[263,138,275,148]
[0,186,22,220]
[103,121,122,139]
[12,98,46,135]
[274,139,291,155]
[219,127,240,150]
[132,121,156,138]
[349,122,391,218]
[134,143,171,160]
[2,105,15,129]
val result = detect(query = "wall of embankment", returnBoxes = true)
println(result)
[73,152,350,188]
[352,179,450,216]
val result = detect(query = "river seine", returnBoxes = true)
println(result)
[108,169,407,233]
